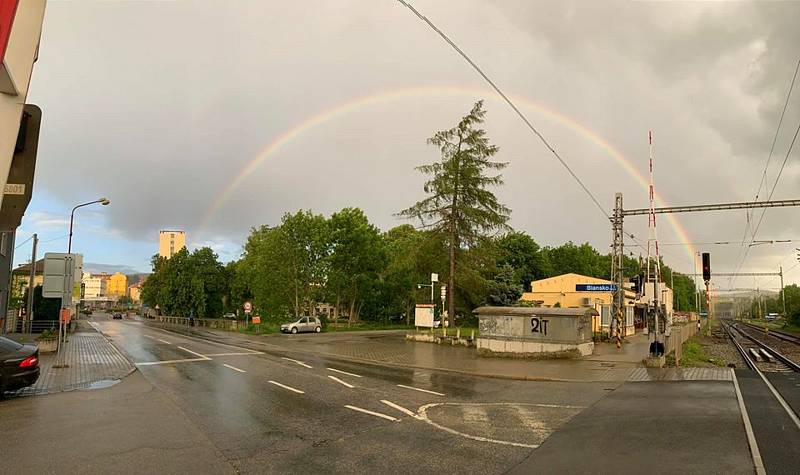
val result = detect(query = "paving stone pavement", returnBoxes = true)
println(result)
[627,366,733,381]
[5,323,135,397]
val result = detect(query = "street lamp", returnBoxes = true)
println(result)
[68,197,110,253]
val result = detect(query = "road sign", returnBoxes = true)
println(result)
[252,316,261,324]
[42,253,82,301]
[431,273,438,283]
[244,301,252,313]
[414,303,435,328]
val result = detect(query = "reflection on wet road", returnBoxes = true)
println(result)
[92,316,612,473]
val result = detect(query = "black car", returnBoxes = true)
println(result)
[0,336,40,393]
[112,313,123,320]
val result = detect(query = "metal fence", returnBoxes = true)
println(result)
[665,322,699,363]
[147,315,248,332]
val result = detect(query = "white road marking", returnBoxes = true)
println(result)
[327,367,362,378]
[157,339,171,344]
[223,363,247,373]
[177,346,211,360]
[268,380,305,394]
[142,334,157,339]
[381,400,420,419]
[732,369,766,475]
[281,357,312,369]
[417,403,538,448]
[136,358,209,366]
[397,384,445,396]
[205,351,264,356]
[344,405,399,422]
[328,375,354,388]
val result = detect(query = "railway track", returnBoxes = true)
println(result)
[722,320,800,373]
[740,321,800,346]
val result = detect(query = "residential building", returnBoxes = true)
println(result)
[82,272,107,299]
[521,273,638,336]
[10,258,44,298]
[107,272,127,297]
[159,230,186,259]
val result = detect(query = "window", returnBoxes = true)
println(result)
[601,305,610,326]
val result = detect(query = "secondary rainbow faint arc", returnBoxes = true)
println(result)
[200,85,695,262]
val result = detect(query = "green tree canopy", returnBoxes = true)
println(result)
[399,100,510,321]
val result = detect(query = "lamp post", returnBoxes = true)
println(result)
[68,198,110,253]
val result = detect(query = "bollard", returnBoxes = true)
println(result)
[456,328,461,340]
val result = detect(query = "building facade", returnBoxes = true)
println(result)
[82,272,107,299]
[521,273,637,336]
[159,230,186,259]
[128,283,142,303]
[107,272,127,297]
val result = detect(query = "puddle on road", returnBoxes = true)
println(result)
[87,379,121,389]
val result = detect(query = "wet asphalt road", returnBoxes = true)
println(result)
[91,315,616,473]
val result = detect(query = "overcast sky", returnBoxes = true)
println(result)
[15,0,800,290]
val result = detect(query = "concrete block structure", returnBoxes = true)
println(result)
[475,306,597,357]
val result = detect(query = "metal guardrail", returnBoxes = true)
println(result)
[147,315,247,332]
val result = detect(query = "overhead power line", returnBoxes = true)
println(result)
[396,0,609,220]
[733,58,800,283]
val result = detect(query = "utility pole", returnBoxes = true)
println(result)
[25,234,37,333]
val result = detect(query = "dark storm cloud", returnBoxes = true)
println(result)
[23,0,800,283]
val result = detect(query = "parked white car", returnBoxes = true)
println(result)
[280,316,322,334]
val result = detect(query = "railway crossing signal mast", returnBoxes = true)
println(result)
[643,131,667,353]
[610,156,800,348]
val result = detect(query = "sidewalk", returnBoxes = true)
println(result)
[143,320,732,383]
[4,320,135,397]
[507,378,754,474]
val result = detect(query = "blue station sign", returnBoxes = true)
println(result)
[575,284,617,292]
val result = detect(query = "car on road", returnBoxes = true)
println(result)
[112,313,123,320]
[281,316,322,334]
[0,336,40,394]
[222,313,237,319]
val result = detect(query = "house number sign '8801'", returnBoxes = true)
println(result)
[530,317,549,335]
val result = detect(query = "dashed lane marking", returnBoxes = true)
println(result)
[268,380,305,394]
[345,405,399,422]
[205,351,264,356]
[328,375,355,388]
[177,346,211,360]
[136,358,210,366]
[381,400,420,419]
[282,357,312,369]
[328,367,362,378]
[223,363,247,373]
[397,384,445,396]
[157,339,171,344]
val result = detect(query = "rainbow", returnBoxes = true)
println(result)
[199,85,695,263]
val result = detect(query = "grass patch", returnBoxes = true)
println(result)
[667,336,720,367]
[238,323,280,335]
[324,322,415,332]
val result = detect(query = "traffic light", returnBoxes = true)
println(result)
[629,274,643,294]
[702,252,711,282]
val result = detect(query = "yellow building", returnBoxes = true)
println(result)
[159,230,186,259]
[521,273,637,336]
[107,272,128,297]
